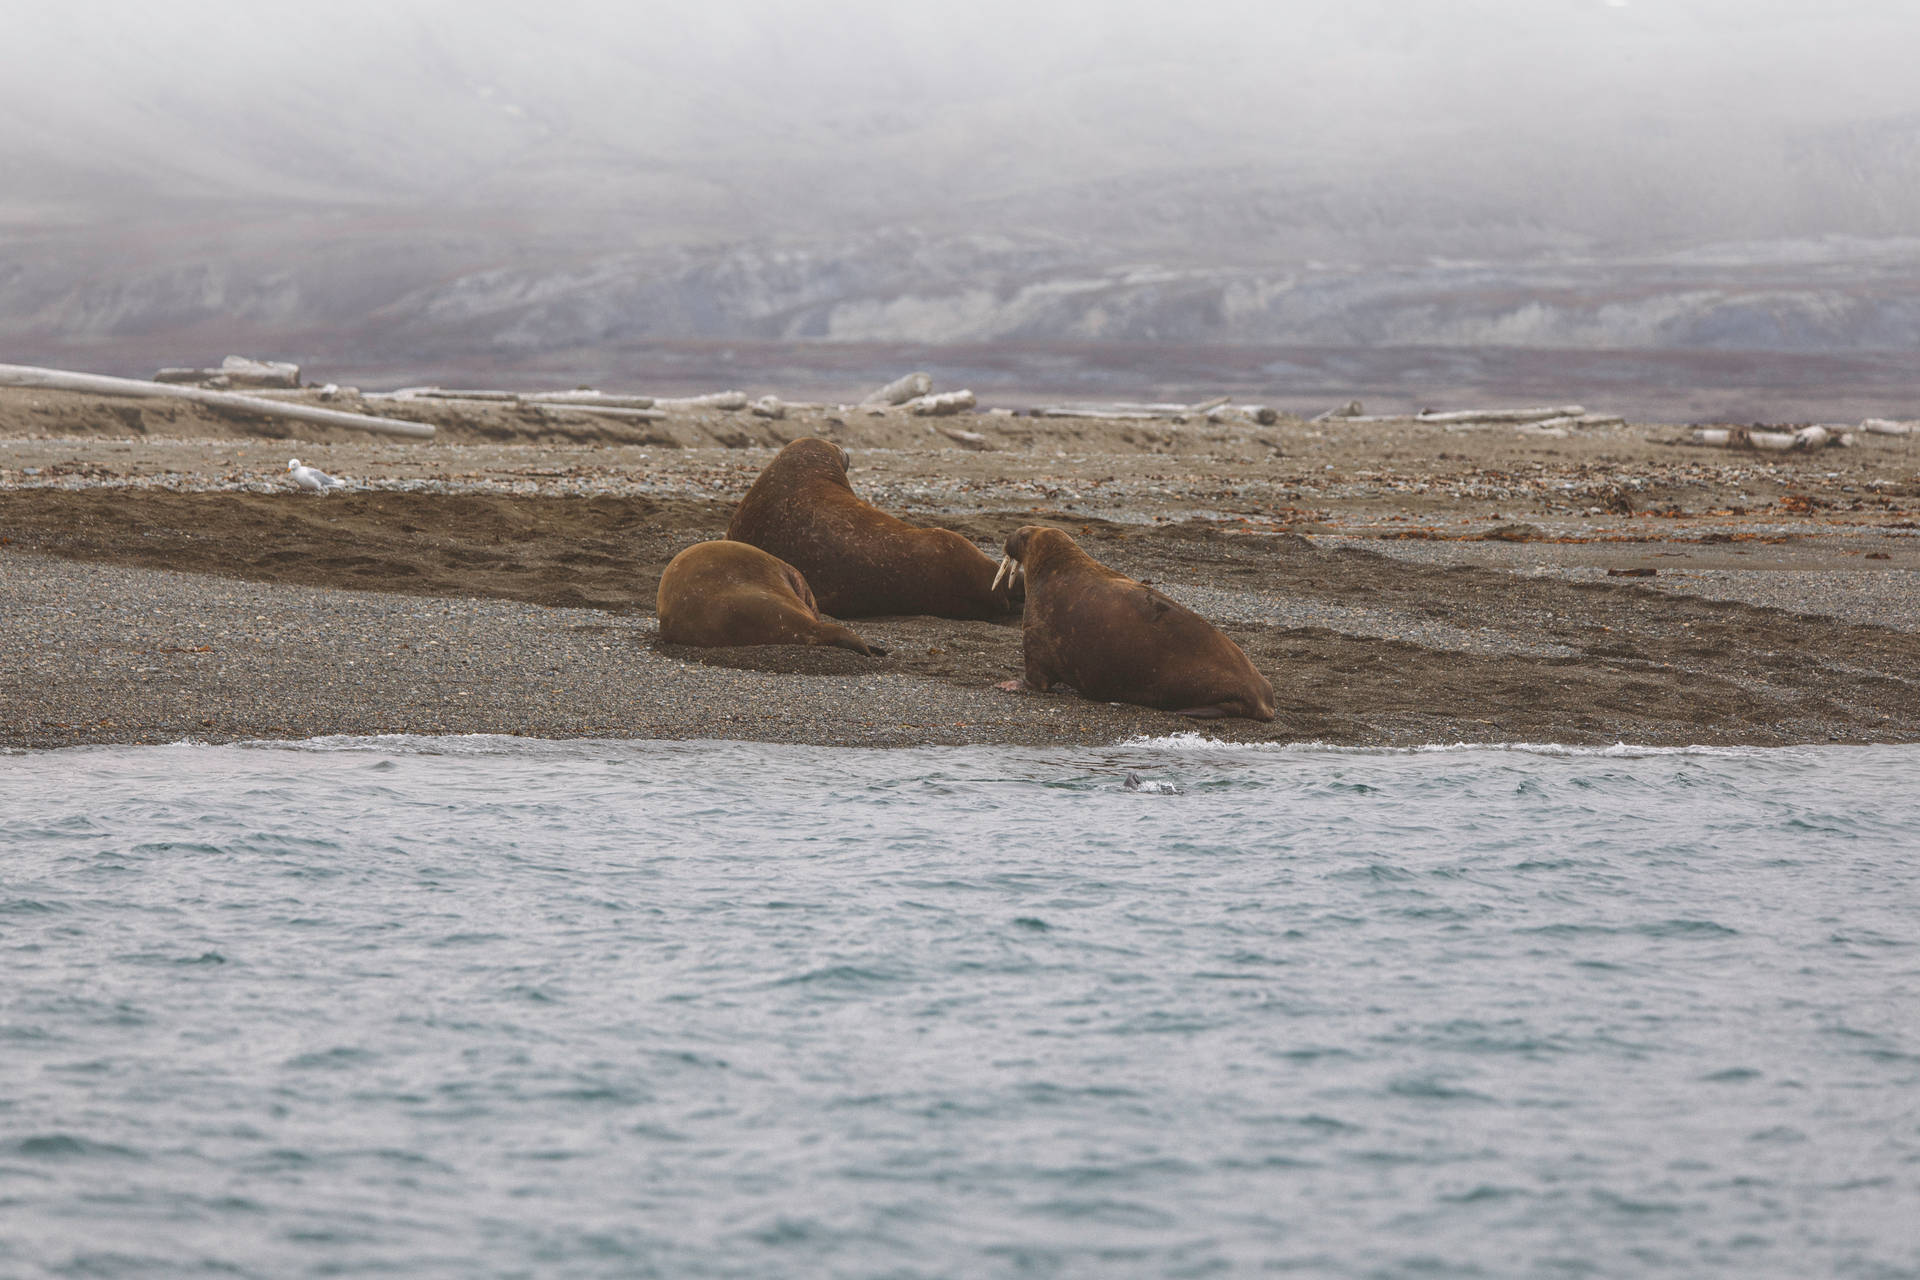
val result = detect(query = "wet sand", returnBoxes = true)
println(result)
[3,388,1917,749]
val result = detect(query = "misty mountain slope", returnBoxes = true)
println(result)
[347,233,1920,352]
[2,0,1918,371]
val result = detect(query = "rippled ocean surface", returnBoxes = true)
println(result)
[4,736,1918,1278]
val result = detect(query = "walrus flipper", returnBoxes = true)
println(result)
[820,621,885,657]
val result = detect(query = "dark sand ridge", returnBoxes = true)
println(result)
[3,389,1918,750]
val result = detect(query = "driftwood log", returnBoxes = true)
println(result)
[1689,425,1852,451]
[534,404,666,422]
[862,372,933,406]
[386,387,521,402]
[376,388,660,410]
[153,355,302,389]
[933,424,991,449]
[1029,393,1236,422]
[654,391,749,411]
[907,389,976,416]
[525,391,658,409]
[1419,405,1586,424]
[1312,400,1367,422]
[0,363,435,439]
[1033,406,1178,421]
[1504,413,1626,437]
[1028,395,1269,424]
[1207,404,1280,426]
[1316,405,1617,429]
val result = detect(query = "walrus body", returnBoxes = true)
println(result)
[656,540,879,655]
[726,438,1014,619]
[995,525,1275,721]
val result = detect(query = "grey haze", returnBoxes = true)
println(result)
[3,0,1917,387]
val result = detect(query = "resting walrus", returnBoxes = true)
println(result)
[992,525,1275,721]
[656,540,881,655]
[726,438,1015,619]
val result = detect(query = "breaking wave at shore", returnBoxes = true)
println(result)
[4,738,1917,1276]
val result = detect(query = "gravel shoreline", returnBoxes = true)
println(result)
[6,393,1918,751]
[8,526,1918,750]
[1,554,1209,750]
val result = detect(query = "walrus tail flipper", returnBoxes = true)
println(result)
[817,620,882,657]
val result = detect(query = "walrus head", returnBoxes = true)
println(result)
[993,524,1081,595]
[771,437,854,489]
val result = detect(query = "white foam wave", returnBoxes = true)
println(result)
[1114,734,1768,759]
[239,733,604,758]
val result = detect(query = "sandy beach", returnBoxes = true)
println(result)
[3,386,1917,750]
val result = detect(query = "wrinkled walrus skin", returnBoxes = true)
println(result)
[999,525,1275,721]
[726,438,1015,619]
[656,540,881,655]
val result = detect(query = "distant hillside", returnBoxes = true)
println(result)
[2,1,1917,382]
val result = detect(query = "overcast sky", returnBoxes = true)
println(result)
[4,0,1918,253]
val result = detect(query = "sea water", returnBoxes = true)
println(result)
[2,736,1917,1278]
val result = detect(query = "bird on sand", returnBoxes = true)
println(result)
[287,458,345,493]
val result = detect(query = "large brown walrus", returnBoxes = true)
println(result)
[656,540,882,655]
[726,438,1015,619]
[992,525,1276,721]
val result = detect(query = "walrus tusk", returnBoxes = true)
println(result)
[992,555,1016,594]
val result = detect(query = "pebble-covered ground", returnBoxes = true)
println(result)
[4,388,1917,749]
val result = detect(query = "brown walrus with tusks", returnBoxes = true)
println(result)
[992,525,1275,721]
[657,540,883,655]
[726,438,1016,619]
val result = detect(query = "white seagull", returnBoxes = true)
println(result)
[287,458,345,493]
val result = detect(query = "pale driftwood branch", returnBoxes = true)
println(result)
[1028,395,1255,423]
[654,391,749,411]
[931,424,991,449]
[405,388,520,402]
[525,391,657,409]
[153,355,302,389]
[1515,414,1625,434]
[1690,425,1852,451]
[219,356,301,388]
[862,372,933,406]
[1031,406,1173,421]
[535,404,666,422]
[374,387,521,403]
[374,388,660,410]
[0,362,435,439]
[1418,405,1586,424]
[1312,399,1367,422]
[364,391,512,409]
[1207,405,1280,425]
[907,389,976,416]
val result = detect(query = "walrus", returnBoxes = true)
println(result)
[726,438,1015,619]
[656,540,882,655]
[992,525,1276,721]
